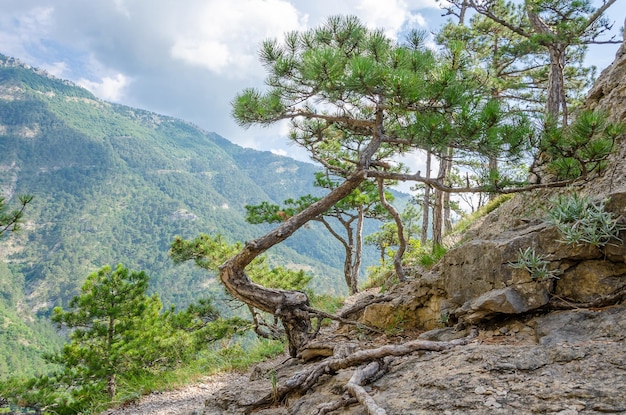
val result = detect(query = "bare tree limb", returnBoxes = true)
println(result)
[314,395,357,414]
[584,0,618,35]
[366,169,579,194]
[466,0,532,39]
[339,295,394,319]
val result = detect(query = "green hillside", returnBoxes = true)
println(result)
[0,54,384,377]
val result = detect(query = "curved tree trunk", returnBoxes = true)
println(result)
[319,216,359,295]
[432,188,444,247]
[343,220,355,293]
[432,151,450,248]
[219,169,369,356]
[443,148,454,234]
[220,101,385,356]
[549,46,567,125]
[488,156,498,201]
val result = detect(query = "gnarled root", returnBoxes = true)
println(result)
[244,328,478,414]
[314,359,389,415]
[345,360,389,415]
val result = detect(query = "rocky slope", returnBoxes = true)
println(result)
[104,303,625,415]
[104,35,626,415]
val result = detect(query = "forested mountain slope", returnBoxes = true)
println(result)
[0,54,372,377]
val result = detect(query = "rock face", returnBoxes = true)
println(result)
[358,190,626,330]
[107,305,626,415]
[587,42,626,125]
[356,37,626,332]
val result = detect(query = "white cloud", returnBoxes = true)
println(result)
[355,0,412,37]
[354,0,431,39]
[406,13,427,28]
[170,39,233,73]
[13,6,53,34]
[77,73,130,102]
[169,0,306,77]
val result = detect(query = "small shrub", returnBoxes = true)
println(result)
[546,193,625,247]
[309,293,345,327]
[417,244,448,268]
[438,310,451,326]
[310,293,344,314]
[269,369,278,405]
[509,247,558,281]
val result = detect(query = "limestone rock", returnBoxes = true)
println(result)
[556,260,626,302]
[586,42,626,124]
[459,286,550,323]
[211,305,626,415]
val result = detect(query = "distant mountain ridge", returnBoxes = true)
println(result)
[0,53,361,377]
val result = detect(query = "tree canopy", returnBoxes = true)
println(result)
[215,14,536,355]
[442,0,620,124]
[174,11,624,357]
[8,264,249,413]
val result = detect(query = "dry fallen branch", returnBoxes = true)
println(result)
[244,328,478,414]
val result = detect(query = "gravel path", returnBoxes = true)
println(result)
[101,372,248,415]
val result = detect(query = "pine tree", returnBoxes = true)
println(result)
[50,264,159,399]
[0,195,32,238]
[444,0,621,125]
[223,15,529,355]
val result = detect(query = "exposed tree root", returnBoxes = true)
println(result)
[244,328,478,414]
[548,287,626,310]
[250,303,386,361]
[314,396,357,415]
[248,305,285,340]
[344,360,390,414]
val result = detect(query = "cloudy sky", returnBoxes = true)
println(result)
[0,0,624,163]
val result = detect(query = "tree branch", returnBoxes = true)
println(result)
[584,0,618,34]
[366,169,578,194]
[467,0,531,39]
